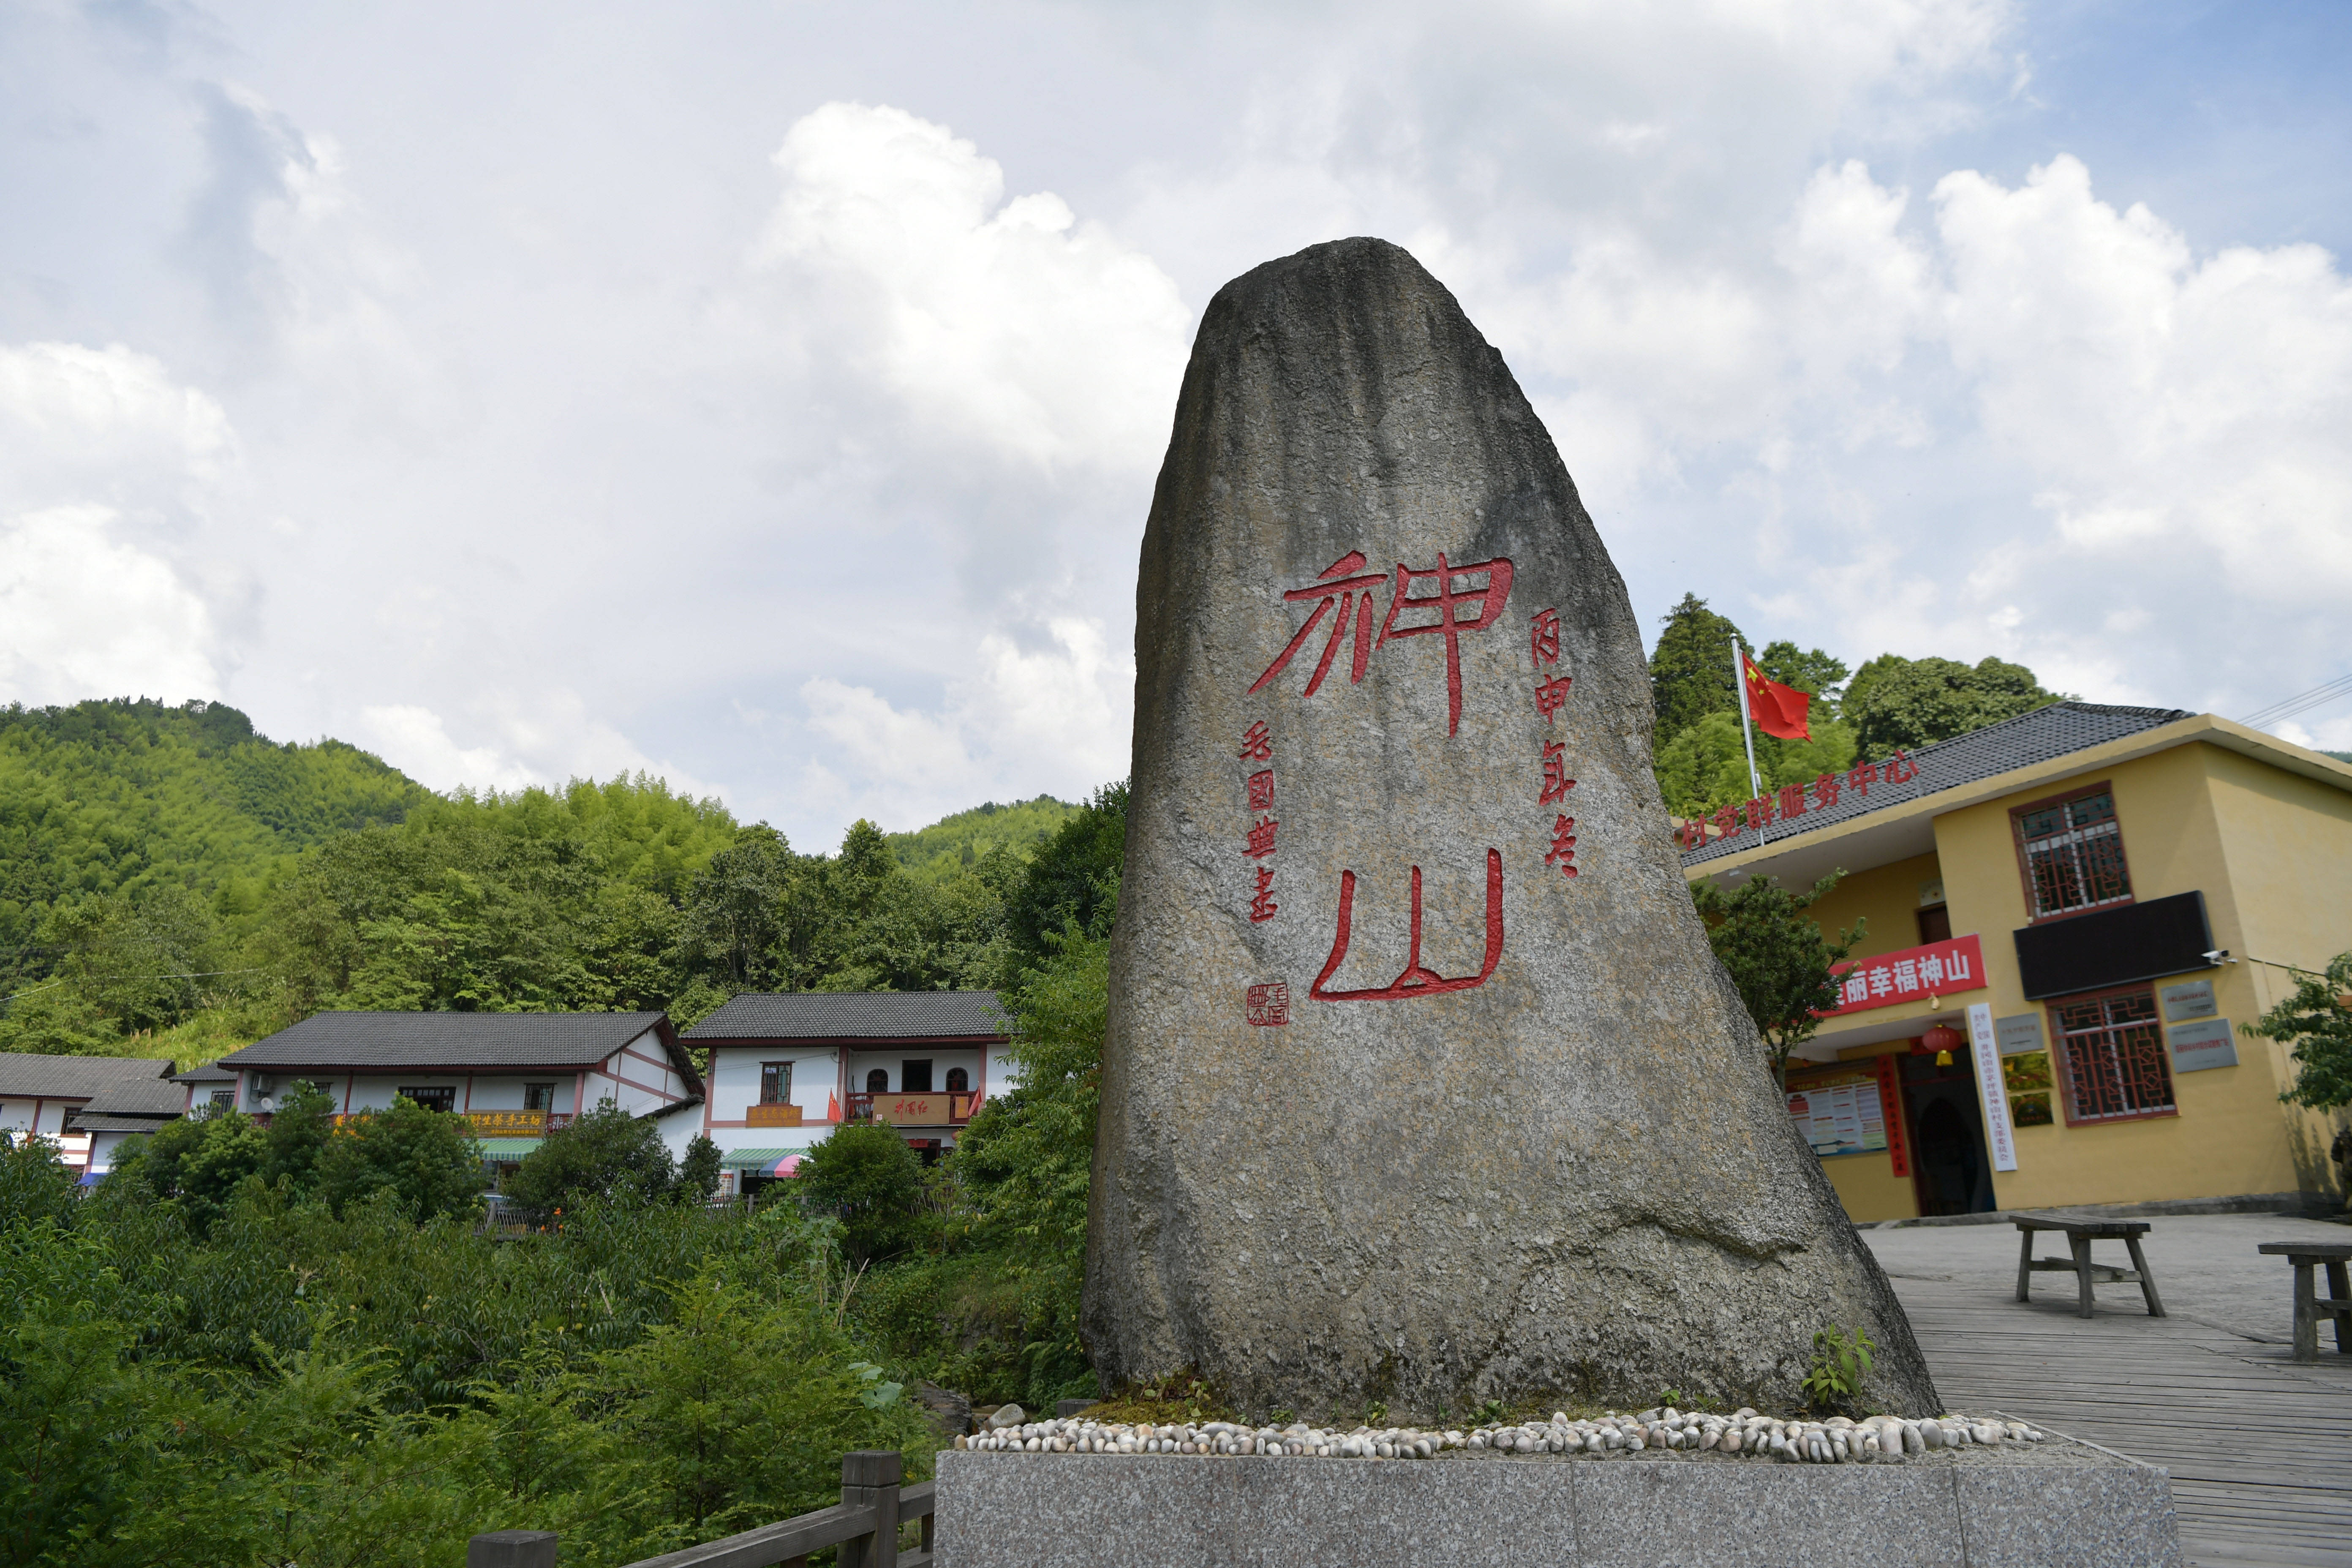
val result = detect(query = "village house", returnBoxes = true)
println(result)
[0,1053,189,1182]
[217,1010,703,1173]
[681,991,1013,1195]
[1681,702,2352,1222]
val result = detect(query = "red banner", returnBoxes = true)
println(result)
[1822,933,1987,1016]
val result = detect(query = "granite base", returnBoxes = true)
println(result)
[932,1448,2183,1567]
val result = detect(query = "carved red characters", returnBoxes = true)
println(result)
[1311,849,1505,1002]
[1545,813,1579,877]
[1251,550,1514,736]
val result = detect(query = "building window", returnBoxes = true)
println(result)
[2014,787,2132,920]
[1916,904,1951,945]
[902,1059,934,1093]
[208,1089,235,1111]
[760,1062,792,1105]
[2051,987,2175,1122]
[945,1066,969,1092]
[399,1087,457,1113]
[866,1068,889,1093]
[523,1082,556,1111]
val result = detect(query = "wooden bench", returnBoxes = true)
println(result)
[2256,1241,2352,1362]
[2014,1215,2166,1319]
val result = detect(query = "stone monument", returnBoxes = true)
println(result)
[1083,237,1938,1419]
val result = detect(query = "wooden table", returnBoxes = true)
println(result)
[2013,1215,2166,1319]
[2257,1241,2352,1362]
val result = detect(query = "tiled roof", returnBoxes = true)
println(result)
[172,1062,237,1083]
[82,1077,197,1116]
[72,1113,180,1133]
[686,991,1011,1041]
[0,1053,177,1101]
[1679,702,2194,869]
[221,1011,684,1077]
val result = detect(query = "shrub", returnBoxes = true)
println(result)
[314,1096,487,1222]
[794,1122,925,1266]
[506,1104,676,1218]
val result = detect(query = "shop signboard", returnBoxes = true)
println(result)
[1995,1013,2044,1056]
[1821,934,1989,1016]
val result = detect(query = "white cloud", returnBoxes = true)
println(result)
[1934,154,2352,604]
[357,693,725,802]
[755,102,1192,474]
[0,506,219,705]
[0,342,235,705]
[799,616,1132,832]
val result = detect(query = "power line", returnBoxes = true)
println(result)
[2240,672,2352,731]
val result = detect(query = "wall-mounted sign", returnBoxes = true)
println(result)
[1822,934,1989,1016]
[746,1102,804,1127]
[2159,979,2218,1023]
[2168,1017,2239,1073]
[1994,1013,2044,1056]
[1966,1003,2018,1172]
[464,1110,547,1136]
[869,1094,977,1125]
[1785,1078,1887,1158]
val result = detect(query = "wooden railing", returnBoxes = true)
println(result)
[465,1451,931,1568]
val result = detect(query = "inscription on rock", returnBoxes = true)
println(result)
[1083,237,1937,1421]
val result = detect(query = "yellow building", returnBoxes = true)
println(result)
[1680,702,2352,1222]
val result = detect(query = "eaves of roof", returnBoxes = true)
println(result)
[1681,710,2352,891]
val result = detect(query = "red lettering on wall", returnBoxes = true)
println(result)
[1309,849,1505,1002]
[1249,552,1388,700]
[1246,769,1275,811]
[1374,553,1515,736]
[1244,815,1279,858]
[1539,741,1576,806]
[1534,675,1573,721]
[1238,721,1273,761]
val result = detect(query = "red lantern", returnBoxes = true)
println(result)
[1918,1021,1964,1067]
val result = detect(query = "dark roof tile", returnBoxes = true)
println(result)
[221,1011,688,1082]
[686,991,1011,1041]
[0,1053,177,1101]
[1679,702,2191,868]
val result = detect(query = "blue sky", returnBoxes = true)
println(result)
[1,0,2346,847]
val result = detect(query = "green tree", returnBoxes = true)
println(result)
[262,1081,339,1187]
[2243,952,2352,1111]
[111,1109,272,1236]
[1004,781,1127,966]
[505,1104,676,1217]
[1755,640,1851,722]
[1653,710,1859,819]
[794,1121,926,1266]
[1690,872,1865,1087]
[1845,655,2062,756]
[313,1097,487,1222]
[676,825,806,993]
[0,1130,82,1230]
[678,1133,722,1204]
[1648,593,1746,745]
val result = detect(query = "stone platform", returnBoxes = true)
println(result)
[932,1446,2184,1566]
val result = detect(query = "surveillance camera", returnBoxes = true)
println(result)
[2202,949,2234,965]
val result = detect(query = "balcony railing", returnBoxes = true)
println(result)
[847,1092,979,1127]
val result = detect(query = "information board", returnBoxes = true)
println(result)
[1785,1079,1888,1158]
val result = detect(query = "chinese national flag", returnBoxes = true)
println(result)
[1741,652,1812,740]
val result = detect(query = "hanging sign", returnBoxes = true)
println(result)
[1821,934,1989,1016]
[1966,1002,2018,1172]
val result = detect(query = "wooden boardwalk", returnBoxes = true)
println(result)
[1891,1271,2352,1568]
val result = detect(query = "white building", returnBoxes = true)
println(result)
[682,991,1014,1195]
[217,1010,703,1171]
[0,1054,189,1182]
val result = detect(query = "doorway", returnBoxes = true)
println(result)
[1901,1054,1996,1216]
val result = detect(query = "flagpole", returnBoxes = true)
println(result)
[1731,636,1762,801]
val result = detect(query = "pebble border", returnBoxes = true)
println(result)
[955,1406,2047,1465]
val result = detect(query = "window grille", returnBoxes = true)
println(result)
[759,1061,792,1105]
[523,1082,556,1111]
[2017,789,2131,918]
[2052,988,2174,1121]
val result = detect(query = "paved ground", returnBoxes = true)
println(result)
[1864,1213,2352,1568]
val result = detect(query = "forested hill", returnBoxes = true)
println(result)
[886,796,1080,882]
[0,698,429,950]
